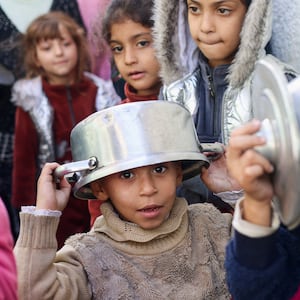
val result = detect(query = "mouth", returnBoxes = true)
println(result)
[137,204,162,218]
[54,60,68,65]
[138,205,161,212]
[200,40,221,46]
[128,71,145,80]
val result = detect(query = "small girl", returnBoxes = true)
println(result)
[97,0,161,103]
[89,0,162,225]
[11,11,120,248]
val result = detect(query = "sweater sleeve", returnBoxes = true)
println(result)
[14,212,92,299]
[0,198,17,300]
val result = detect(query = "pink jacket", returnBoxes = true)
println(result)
[77,0,111,80]
[292,288,300,300]
[0,198,17,299]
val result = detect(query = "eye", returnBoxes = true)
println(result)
[137,40,150,48]
[153,165,167,174]
[120,170,134,179]
[63,41,72,47]
[39,44,51,51]
[188,4,201,15]
[218,7,231,15]
[111,45,123,54]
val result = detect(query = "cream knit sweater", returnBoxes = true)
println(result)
[14,198,232,299]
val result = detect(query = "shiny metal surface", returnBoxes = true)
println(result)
[252,56,300,228]
[57,101,210,200]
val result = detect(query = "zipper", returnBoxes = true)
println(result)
[207,72,217,136]
[66,86,76,127]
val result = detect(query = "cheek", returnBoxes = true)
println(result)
[70,48,79,63]
[187,18,198,40]
[113,56,125,75]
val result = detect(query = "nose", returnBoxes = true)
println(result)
[199,12,215,33]
[53,42,63,56]
[124,47,137,65]
[139,173,158,196]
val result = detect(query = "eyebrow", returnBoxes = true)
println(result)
[188,0,237,4]
[109,32,152,44]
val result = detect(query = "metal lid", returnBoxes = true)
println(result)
[56,101,209,200]
[252,56,300,228]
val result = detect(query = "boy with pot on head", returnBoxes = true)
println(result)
[14,101,233,299]
[152,0,298,206]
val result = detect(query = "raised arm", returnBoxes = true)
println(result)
[14,163,92,299]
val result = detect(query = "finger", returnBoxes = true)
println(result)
[244,164,266,178]
[230,119,261,137]
[228,134,266,153]
[242,150,274,174]
[59,176,72,190]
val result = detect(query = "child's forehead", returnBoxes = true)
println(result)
[35,24,70,43]
[121,161,181,172]
[186,0,246,5]
[109,19,152,42]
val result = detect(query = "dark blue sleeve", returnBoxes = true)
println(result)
[225,226,300,300]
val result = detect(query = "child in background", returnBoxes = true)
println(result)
[0,197,17,300]
[152,0,298,206]
[11,11,120,248]
[225,120,300,300]
[14,101,232,299]
[89,0,162,225]
[100,0,161,103]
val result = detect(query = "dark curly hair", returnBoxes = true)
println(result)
[101,0,154,43]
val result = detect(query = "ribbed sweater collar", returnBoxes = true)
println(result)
[92,197,189,255]
[122,82,159,103]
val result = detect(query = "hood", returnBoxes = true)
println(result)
[270,0,300,73]
[11,76,43,111]
[153,0,272,89]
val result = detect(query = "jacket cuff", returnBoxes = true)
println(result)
[233,198,280,238]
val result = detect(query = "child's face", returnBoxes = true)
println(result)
[35,25,78,85]
[91,162,182,229]
[109,19,161,96]
[187,0,247,67]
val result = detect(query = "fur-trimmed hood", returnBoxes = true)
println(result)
[152,0,272,88]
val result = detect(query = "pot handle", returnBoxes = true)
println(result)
[53,157,98,183]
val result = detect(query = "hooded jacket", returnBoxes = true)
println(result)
[153,0,298,144]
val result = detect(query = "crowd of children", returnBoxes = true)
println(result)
[1,0,300,298]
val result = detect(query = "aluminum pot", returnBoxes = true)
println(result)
[55,100,211,200]
[252,56,300,228]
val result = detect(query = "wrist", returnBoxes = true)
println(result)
[242,195,272,226]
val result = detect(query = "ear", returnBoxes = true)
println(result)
[90,181,109,201]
